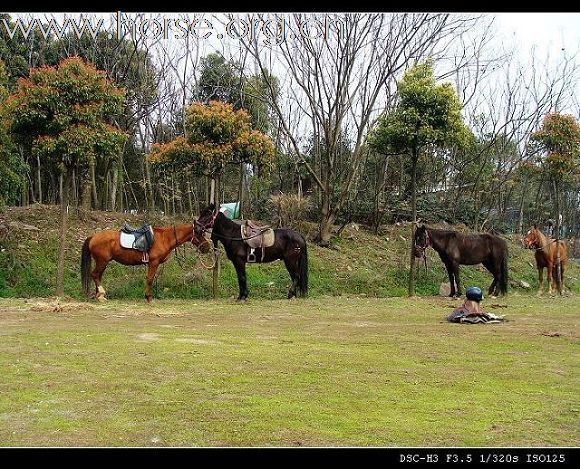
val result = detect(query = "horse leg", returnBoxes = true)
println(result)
[537,267,544,295]
[91,260,108,302]
[284,257,299,299]
[444,261,456,297]
[453,264,462,297]
[233,258,249,301]
[144,261,160,304]
[482,260,497,296]
[547,262,554,295]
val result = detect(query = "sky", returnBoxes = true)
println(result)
[4,12,579,59]
[494,13,579,58]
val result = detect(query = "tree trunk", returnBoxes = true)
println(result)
[187,179,193,218]
[71,168,78,208]
[36,154,42,204]
[144,158,155,212]
[90,160,98,210]
[81,176,91,220]
[56,169,72,297]
[553,179,562,294]
[517,187,526,235]
[110,159,119,212]
[116,164,124,213]
[237,162,244,218]
[212,175,220,299]
[315,185,334,246]
[408,146,418,297]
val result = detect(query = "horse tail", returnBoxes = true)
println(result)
[499,243,509,296]
[81,236,93,297]
[297,237,309,297]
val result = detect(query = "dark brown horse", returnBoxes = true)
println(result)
[195,204,308,300]
[522,225,568,295]
[81,223,210,303]
[413,225,509,297]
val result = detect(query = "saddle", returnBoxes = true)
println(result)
[240,220,275,263]
[120,223,155,262]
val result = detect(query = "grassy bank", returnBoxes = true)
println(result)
[1,204,579,300]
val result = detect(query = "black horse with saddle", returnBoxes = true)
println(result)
[195,205,308,301]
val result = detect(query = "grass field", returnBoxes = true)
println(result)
[0,295,578,447]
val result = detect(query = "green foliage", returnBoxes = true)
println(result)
[369,61,471,156]
[5,56,127,173]
[51,32,158,112]
[197,53,241,105]
[0,59,25,205]
[530,113,580,182]
[148,100,274,177]
[0,14,30,88]
[195,53,278,134]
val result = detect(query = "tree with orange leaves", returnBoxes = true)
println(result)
[5,56,127,296]
[148,100,274,202]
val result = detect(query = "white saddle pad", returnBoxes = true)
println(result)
[120,232,136,249]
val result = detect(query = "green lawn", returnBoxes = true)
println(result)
[0,294,578,447]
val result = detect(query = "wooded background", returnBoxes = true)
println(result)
[1,13,579,241]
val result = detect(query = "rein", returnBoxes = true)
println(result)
[173,224,185,269]
[210,229,269,242]
[173,223,214,270]
[528,234,558,252]
[198,246,217,270]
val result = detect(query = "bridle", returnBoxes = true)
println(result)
[193,211,220,270]
[194,210,220,236]
[173,223,211,268]
[414,228,431,272]
[195,210,269,242]
[523,229,554,252]
[415,228,431,256]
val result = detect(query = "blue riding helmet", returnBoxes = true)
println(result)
[466,286,483,302]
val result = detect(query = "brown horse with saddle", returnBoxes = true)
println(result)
[81,221,210,303]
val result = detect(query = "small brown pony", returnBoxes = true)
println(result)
[523,225,568,295]
[81,223,210,303]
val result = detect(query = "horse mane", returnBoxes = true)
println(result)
[199,204,216,218]
[424,226,460,239]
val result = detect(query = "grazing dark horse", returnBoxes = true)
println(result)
[195,204,308,300]
[522,225,568,295]
[413,225,509,297]
[81,223,210,303]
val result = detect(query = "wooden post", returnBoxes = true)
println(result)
[212,175,220,299]
[237,162,244,219]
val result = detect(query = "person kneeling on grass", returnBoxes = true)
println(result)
[447,286,505,324]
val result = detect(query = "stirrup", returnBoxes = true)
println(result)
[142,251,149,263]
[247,248,256,263]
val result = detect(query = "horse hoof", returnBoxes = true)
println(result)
[96,295,107,303]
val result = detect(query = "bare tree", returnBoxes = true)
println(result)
[235,13,477,244]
